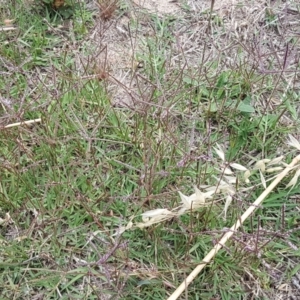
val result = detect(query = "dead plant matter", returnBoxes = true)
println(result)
[97,0,119,21]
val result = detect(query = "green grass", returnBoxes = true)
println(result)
[1,0,300,299]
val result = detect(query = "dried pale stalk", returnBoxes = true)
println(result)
[0,26,16,31]
[167,154,300,300]
[3,118,41,129]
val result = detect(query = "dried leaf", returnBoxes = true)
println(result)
[260,170,266,189]
[14,236,27,242]
[112,220,133,236]
[266,167,283,173]
[178,186,211,209]
[4,19,14,26]
[213,175,236,196]
[0,212,13,226]
[178,191,192,208]
[53,0,65,9]
[214,144,225,161]
[267,156,284,166]
[286,168,300,189]
[223,175,237,184]
[288,135,300,150]
[193,186,205,204]
[262,159,271,163]
[254,160,266,172]
[141,209,172,222]
[136,214,172,228]
[244,170,251,183]
[220,184,235,195]
[230,163,248,171]
[223,195,232,220]
[224,167,233,175]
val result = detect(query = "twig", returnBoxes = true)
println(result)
[0,26,16,31]
[2,118,41,129]
[208,0,215,32]
[167,154,300,300]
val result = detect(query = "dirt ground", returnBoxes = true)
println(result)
[82,0,299,117]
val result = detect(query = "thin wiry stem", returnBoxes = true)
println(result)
[167,154,300,300]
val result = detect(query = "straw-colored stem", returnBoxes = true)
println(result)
[0,26,16,31]
[167,154,300,300]
[3,118,41,129]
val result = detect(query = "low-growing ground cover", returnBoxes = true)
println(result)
[0,0,300,299]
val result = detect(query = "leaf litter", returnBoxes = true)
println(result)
[117,136,300,234]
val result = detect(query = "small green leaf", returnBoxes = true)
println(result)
[208,102,218,112]
[237,101,255,113]
[183,76,192,84]
[216,71,228,88]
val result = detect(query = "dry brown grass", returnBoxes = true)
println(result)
[97,0,119,21]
